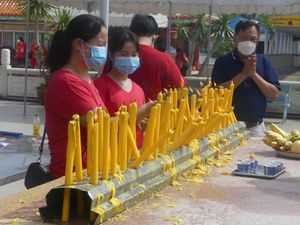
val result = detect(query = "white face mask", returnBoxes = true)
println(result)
[237,41,256,56]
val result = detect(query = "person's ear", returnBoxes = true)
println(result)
[73,38,83,51]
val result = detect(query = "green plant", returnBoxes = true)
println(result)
[212,39,235,58]
[48,8,72,34]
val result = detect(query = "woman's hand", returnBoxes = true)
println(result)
[138,117,148,132]
[136,100,156,124]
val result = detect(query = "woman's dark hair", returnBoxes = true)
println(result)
[235,19,260,34]
[18,37,24,42]
[130,14,158,37]
[46,14,106,73]
[107,26,139,72]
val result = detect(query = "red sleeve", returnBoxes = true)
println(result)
[162,55,186,89]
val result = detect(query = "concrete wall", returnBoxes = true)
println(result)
[265,54,294,70]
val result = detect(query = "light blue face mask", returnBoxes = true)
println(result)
[82,42,107,69]
[113,57,140,75]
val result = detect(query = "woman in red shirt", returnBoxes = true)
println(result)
[94,27,148,148]
[45,14,108,178]
[16,37,26,67]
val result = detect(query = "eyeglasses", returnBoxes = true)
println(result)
[240,18,259,25]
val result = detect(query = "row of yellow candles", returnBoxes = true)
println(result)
[62,82,237,222]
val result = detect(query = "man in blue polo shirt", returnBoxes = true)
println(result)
[212,19,280,137]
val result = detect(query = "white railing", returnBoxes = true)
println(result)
[0,65,100,99]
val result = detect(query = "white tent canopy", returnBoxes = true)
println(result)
[43,0,300,15]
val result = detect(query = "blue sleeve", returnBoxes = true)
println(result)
[212,56,227,85]
[263,56,281,91]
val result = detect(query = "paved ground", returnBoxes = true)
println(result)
[0,101,45,199]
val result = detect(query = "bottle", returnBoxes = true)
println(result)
[33,113,41,137]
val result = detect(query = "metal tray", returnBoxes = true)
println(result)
[232,164,285,179]
[276,151,300,159]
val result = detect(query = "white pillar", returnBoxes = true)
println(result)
[0,48,11,98]
[100,0,109,27]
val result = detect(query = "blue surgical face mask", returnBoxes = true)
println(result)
[113,57,140,75]
[81,42,107,69]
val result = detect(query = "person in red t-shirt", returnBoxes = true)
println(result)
[30,42,37,69]
[45,14,108,178]
[95,27,153,149]
[15,37,26,67]
[129,14,185,101]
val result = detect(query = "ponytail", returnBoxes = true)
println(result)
[46,30,71,73]
[46,14,106,73]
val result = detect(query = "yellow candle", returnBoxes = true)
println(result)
[153,103,161,159]
[127,125,140,160]
[228,81,235,111]
[188,121,205,142]
[97,108,104,172]
[169,89,174,108]
[120,105,127,112]
[182,87,190,115]
[86,111,94,176]
[130,129,174,169]
[65,121,76,184]
[196,99,202,111]
[110,118,118,176]
[160,101,171,154]
[170,109,176,130]
[142,105,158,160]
[204,114,224,135]
[102,114,110,180]
[201,88,208,120]
[119,112,128,172]
[173,88,178,110]
[218,87,224,110]
[167,122,198,152]
[214,89,219,113]
[190,94,196,117]
[172,99,186,141]
[157,92,163,103]
[62,121,76,222]
[90,123,99,185]
[208,87,215,116]
[72,114,83,180]
[128,102,137,160]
